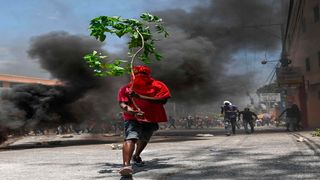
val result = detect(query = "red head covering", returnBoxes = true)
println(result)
[130,65,170,99]
[132,65,151,76]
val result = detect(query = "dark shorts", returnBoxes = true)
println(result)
[124,120,159,142]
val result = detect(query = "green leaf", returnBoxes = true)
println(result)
[155,53,162,61]
[99,34,106,42]
[164,31,169,37]
[99,55,107,59]
[133,32,139,39]
[139,55,151,64]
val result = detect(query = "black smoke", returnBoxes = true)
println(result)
[28,31,103,94]
[0,32,122,130]
[149,0,287,105]
[0,0,288,129]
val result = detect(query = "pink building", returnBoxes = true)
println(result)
[283,0,320,128]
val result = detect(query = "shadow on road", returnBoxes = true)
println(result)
[96,157,176,180]
[158,146,320,179]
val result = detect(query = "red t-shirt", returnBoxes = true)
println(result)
[118,84,169,123]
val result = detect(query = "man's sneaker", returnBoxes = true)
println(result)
[119,166,133,177]
[132,155,145,167]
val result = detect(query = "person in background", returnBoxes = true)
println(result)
[167,116,176,129]
[221,101,239,136]
[238,108,258,134]
[278,104,301,132]
[262,112,271,126]
[186,115,193,129]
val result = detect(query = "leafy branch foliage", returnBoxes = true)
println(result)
[84,13,168,76]
[312,128,320,137]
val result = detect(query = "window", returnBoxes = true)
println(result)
[314,5,320,23]
[318,51,320,67]
[288,35,292,47]
[305,58,311,72]
[301,18,306,32]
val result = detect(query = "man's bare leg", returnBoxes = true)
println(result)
[133,140,148,158]
[122,140,136,166]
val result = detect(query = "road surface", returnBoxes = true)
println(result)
[0,128,319,180]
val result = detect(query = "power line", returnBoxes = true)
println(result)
[269,64,278,84]
[264,62,279,84]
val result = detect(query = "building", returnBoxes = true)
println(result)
[282,0,320,128]
[0,74,61,88]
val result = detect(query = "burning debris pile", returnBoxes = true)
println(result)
[2,84,72,129]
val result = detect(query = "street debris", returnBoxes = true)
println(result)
[110,143,123,150]
[98,169,113,173]
[103,133,116,137]
[59,134,74,138]
[296,137,305,142]
[196,134,214,137]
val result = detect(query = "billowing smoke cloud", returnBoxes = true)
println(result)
[28,32,103,93]
[150,0,285,105]
[0,0,287,130]
[0,32,122,130]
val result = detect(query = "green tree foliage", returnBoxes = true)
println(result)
[312,128,320,137]
[83,13,168,76]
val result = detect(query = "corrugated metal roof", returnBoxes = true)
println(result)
[0,74,62,86]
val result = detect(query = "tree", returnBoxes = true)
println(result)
[83,12,168,77]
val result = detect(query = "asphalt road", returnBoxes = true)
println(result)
[0,127,319,180]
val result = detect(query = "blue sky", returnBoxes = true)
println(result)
[0,0,202,38]
[0,0,279,88]
[0,0,206,78]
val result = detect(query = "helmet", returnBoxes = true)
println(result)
[223,100,232,105]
